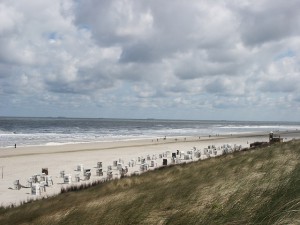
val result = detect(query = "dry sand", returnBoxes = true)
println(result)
[1,131,299,206]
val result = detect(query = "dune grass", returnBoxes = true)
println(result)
[1,140,300,224]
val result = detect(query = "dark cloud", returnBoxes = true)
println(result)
[74,0,151,46]
[236,0,300,46]
[205,78,230,94]
[119,42,158,63]
[260,79,299,93]
[0,63,14,78]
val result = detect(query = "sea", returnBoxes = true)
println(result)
[0,117,300,148]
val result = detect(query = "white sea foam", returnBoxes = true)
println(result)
[1,117,299,148]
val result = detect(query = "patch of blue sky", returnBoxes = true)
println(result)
[77,24,91,31]
[46,32,62,41]
[274,49,295,61]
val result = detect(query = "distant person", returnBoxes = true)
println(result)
[14,144,16,148]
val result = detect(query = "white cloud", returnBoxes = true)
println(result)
[0,3,21,34]
[0,0,299,120]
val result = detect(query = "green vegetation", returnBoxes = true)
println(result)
[1,140,300,224]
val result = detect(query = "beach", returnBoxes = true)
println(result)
[1,131,300,207]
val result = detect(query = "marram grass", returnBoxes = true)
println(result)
[1,140,300,225]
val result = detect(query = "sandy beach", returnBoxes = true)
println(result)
[1,131,300,207]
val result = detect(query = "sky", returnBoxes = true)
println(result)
[0,0,300,121]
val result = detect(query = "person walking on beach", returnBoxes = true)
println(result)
[14,144,16,148]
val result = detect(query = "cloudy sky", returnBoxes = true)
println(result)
[0,0,300,121]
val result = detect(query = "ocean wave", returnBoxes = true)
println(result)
[1,117,300,148]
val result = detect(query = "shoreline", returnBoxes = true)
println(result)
[2,127,299,150]
[1,130,299,157]
[1,130,300,206]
